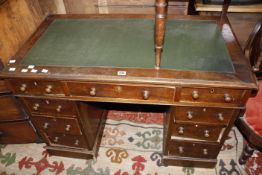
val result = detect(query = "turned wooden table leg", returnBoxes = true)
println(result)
[155,0,168,69]
[239,143,255,165]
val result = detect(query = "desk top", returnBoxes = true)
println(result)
[21,19,234,73]
[1,15,257,89]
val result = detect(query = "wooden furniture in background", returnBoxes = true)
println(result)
[0,59,39,144]
[195,0,262,13]
[235,18,262,165]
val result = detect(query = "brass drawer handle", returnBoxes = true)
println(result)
[178,146,184,153]
[218,113,224,121]
[143,90,150,100]
[224,93,232,103]
[20,84,27,92]
[74,139,79,146]
[65,124,71,131]
[204,130,210,138]
[89,87,96,96]
[203,149,208,155]
[33,103,40,111]
[178,127,184,135]
[187,111,193,120]
[53,136,59,143]
[43,122,49,129]
[45,85,53,93]
[56,105,62,112]
[192,90,199,100]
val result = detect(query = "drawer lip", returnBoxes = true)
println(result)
[179,87,247,105]
[30,115,82,136]
[46,133,88,149]
[22,97,78,118]
[167,139,221,159]
[8,79,66,96]
[173,106,236,126]
[170,123,225,142]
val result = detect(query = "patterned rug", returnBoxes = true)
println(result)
[0,110,261,175]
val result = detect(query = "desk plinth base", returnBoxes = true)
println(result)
[162,155,217,168]
[45,146,96,159]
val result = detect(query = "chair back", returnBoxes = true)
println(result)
[244,19,262,79]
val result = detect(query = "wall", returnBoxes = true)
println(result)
[38,0,188,15]
[0,0,45,65]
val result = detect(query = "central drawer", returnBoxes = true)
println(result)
[67,82,175,102]
[31,115,82,135]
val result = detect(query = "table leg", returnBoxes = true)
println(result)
[155,0,168,69]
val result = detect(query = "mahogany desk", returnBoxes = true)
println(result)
[0,14,257,168]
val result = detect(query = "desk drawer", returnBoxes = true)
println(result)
[31,115,82,135]
[47,133,87,149]
[23,98,77,117]
[174,106,236,125]
[168,139,220,159]
[9,79,65,96]
[180,87,246,104]
[0,96,25,121]
[171,123,224,142]
[67,82,175,102]
[0,121,38,144]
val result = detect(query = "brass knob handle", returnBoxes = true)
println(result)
[20,84,27,92]
[56,105,62,112]
[187,111,193,120]
[33,103,40,111]
[204,130,209,138]
[53,137,59,143]
[192,90,199,100]
[43,122,49,129]
[224,93,232,103]
[74,139,79,146]
[218,113,224,121]
[203,149,208,155]
[65,124,71,131]
[178,127,184,135]
[178,146,184,153]
[143,90,150,100]
[45,85,53,93]
[89,87,96,96]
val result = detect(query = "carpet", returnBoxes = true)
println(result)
[0,110,261,175]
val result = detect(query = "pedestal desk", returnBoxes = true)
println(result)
[0,13,258,168]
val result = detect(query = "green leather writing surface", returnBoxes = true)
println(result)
[22,19,234,72]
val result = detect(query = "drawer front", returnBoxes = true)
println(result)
[168,139,220,159]
[0,121,38,144]
[23,98,77,117]
[67,82,175,102]
[47,133,87,149]
[171,123,224,142]
[9,79,65,96]
[31,115,82,135]
[174,106,236,125]
[180,87,246,104]
[0,96,26,121]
